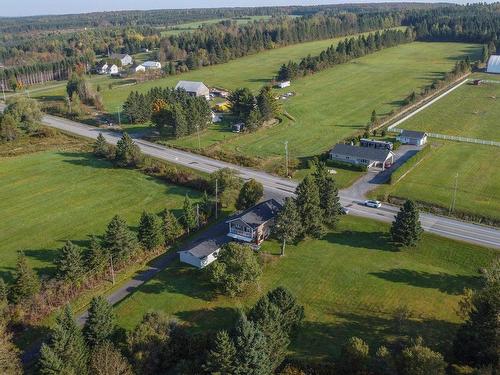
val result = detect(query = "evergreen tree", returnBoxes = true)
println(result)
[115,132,142,167]
[295,176,324,238]
[89,341,133,375]
[160,209,184,245]
[0,321,22,375]
[274,198,302,256]
[10,251,40,304]
[103,215,138,263]
[0,278,8,305]
[204,330,236,374]
[236,179,264,210]
[390,200,423,247]
[337,337,370,375]
[229,87,256,121]
[200,191,213,222]
[39,305,88,375]
[83,296,116,348]
[181,195,197,234]
[371,109,377,125]
[137,211,164,251]
[400,337,446,375]
[257,85,281,121]
[245,108,263,132]
[93,132,108,157]
[313,162,342,228]
[87,235,107,275]
[55,240,86,285]
[266,287,305,333]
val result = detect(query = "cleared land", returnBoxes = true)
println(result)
[401,77,500,141]
[114,215,495,361]
[0,148,200,280]
[161,16,273,36]
[370,141,500,221]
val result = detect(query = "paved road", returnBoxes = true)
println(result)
[2,103,499,249]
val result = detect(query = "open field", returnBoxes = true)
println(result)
[370,141,500,221]
[160,16,273,36]
[401,76,500,141]
[0,149,201,280]
[114,215,495,361]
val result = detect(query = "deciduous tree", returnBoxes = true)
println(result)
[236,179,263,210]
[400,337,446,375]
[274,198,302,256]
[89,341,133,375]
[337,337,370,375]
[181,195,197,234]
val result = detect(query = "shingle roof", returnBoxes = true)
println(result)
[399,130,427,139]
[184,235,230,258]
[175,80,209,95]
[227,199,282,229]
[110,53,129,59]
[330,144,392,162]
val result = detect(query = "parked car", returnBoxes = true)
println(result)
[364,200,382,208]
[341,207,350,215]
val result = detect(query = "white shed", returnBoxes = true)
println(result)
[487,55,500,74]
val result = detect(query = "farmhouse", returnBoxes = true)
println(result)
[360,138,393,150]
[397,130,428,146]
[141,61,162,70]
[110,53,132,66]
[175,80,210,100]
[329,144,394,170]
[486,55,500,74]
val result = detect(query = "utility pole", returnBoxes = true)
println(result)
[284,140,289,177]
[449,172,458,215]
[196,203,200,228]
[215,178,218,220]
[1,84,5,101]
[196,124,201,151]
[109,254,115,285]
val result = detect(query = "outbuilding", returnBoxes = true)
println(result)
[175,80,210,100]
[141,61,162,70]
[329,144,394,170]
[277,81,291,89]
[486,55,500,74]
[179,235,230,269]
[110,53,133,66]
[396,130,428,146]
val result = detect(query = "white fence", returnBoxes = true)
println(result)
[391,128,500,147]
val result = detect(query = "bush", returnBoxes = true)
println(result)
[326,159,368,172]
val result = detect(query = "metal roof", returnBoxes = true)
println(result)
[175,80,209,95]
[399,130,427,139]
[330,144,393,162]
[226,199,282,229]
[487,55,500,74]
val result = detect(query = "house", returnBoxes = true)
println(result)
[277,81,291,89]
[179,235,230,269]
[108,64,119,75]
[396,130,427,146]
[97,62,109,75]
[133,64,146,73]
[486,55,500,74]
[110,53,133,66]
[141,61,162,70]
[329,144,394,170]
[175,80,210,100]
[360,138,393,150]
[226,199,283,246]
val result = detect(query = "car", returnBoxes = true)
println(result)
[364,200,382,208]
[341,207,350,215]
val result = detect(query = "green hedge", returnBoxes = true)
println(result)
[389,144,431,184]
[326,159,368,172]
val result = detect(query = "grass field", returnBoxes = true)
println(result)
[114,215,495,361]
[0,149,201,280]
[160,16,273,36]
[401,77,500,141]
[370,141,500,221]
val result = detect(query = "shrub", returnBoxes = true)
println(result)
[326,159,368,172]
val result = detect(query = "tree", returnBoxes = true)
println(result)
[257,85,281,121]
[337,337,370,375]
[93,133,108,157]
[207,242,262,297]
[400,337,446,375]
[10,251,40,304]
[181,195,197,234]
[313,162,342,228]
[83,296,116,348]
[115,132,142,167]
[229,87,256,121]
[39,305,88,375]
[245,108,263,132]
[204,330,236,374]
[160,209,184,245]
[103,215,138,263]
[0,114,20,142]
[236,179,263,210]
[55,240,86,285]
[210,168,243,208]
[266,287,304,333]
[200,191,213,222]
[89,341,133,375]
[138,211,164,251]
[0,278,8,306]
[0,321,22,375]
[371,109,377,125]
[4,96,42,134]
[295,176,324,238]
[87,235,107,275]
[274,198,302,256]
[372,346,397,375]
[390,200,423,247]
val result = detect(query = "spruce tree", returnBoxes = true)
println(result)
[204,330,236,374]
[93,133,108,157]
[137,211,164,251]
[56,240,86,285]
[115,132,142,168]
[390,200,423,247]
[181,195,197,234]
[257,85,281,121]
[266,287,305,334]
[295,176,324,238]
[39,305,88,375]
[83,296,116,348]
[274,198,302,256]
[160,209,184,245]
[10,251,40,304]
[0,321,22,375]
[313,162,342,228]
[371,109,377,125]
[87,235,107,275]
[103,215,138,263]
[200,191,213,222]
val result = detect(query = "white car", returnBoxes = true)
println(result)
[364,200,382,208]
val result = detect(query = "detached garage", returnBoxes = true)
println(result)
[487,55,500,74]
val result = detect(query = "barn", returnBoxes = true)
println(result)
[486,55,500,74]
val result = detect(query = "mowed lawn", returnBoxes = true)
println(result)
[114,215,495,361]
[370,141,500,221]
[0,151,200,279]
[401,77,500,141]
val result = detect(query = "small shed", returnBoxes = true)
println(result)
[232,123,245,133]
[396,130,428,146]
[277,81,291,89]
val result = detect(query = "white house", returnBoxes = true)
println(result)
[133,64,146,73]
[179,235,230,269]
[329,144,394,170]
[97,62,109,75]
[175,81,210,100]
[110,53,133,66]
[108,64,119,75]
[396,130,428,146]
[277,81,291,89]
[141,61,162,70]
[486,55,500,74]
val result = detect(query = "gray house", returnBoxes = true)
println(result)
[175,81,210,100]
[397,130,428,146]
[110,53,133,66]
[329,144,394,170]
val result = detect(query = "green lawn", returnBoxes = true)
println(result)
[114,215,495,361]
[370,141,500,221]
[0,150,201,280]
[401,76,500,141]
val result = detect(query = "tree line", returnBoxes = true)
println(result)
[277,28,415,81]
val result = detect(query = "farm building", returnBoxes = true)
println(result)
[108,64,119,75]
[141,61,162,70]
[486,55,500,74]
[96,62,109,75]
[329,144,394,170]
[175,81,210,100]
[133,64,146,73]
[110,53,133,66]
[397,130,427,146]
[360,138,393,150]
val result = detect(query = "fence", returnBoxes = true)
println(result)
[391,128,500,147]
